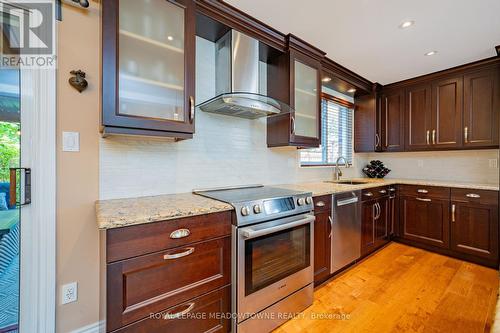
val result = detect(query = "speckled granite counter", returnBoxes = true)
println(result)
[97,178,498,230]
[96,192,233,230]
[278,178,500,197]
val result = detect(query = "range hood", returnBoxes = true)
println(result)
[197,30,292,119]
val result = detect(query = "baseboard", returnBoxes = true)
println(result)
[70,321,105,333]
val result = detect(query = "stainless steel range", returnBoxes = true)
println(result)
[194,185,315,333]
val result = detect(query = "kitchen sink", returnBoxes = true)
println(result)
[324,180,370,185]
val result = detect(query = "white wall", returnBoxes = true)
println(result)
[359,150,499,184]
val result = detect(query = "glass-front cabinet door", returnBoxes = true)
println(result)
[102,0,195,138]
[290,52,321,146]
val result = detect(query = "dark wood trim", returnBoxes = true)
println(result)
[384,57,500,90]
[195,0,286,51]
[321,92,355,109]
[287,34,325,61]
[322,57,373,94]
[101,126,193,140]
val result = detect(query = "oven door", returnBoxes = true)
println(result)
[237,214,314,320]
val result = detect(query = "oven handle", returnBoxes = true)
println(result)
[241,215,315,239]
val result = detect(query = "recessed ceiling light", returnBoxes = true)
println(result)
[425,50,437,56]
[399,20,415,29]
[347,88,356,93]
[167,36,174,41]
[322,77,332,83]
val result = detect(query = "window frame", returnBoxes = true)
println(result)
[300,92,355,167]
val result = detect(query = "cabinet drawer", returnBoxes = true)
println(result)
[106,237,231,331]
[451,188,498,205]
[112,286,231,333]
[106,211,232,263]
[361,186,390,201]
[313,195,331,213]
[399,185,450,199]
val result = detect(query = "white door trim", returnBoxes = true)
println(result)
[19,66,57,333]
[4,0,58,331]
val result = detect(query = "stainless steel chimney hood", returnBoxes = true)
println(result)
[197,30,292,119]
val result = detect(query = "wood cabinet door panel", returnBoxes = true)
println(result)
[381,89,405,151]
[313,210,331,283]
[431,77,463,148]
[361,200,375,255]
[400,196,450,248]
[451,202,498,260]
[107,237,231,331]
[463,67,499,148]
[406,84,432,150]
[113,286,231,333]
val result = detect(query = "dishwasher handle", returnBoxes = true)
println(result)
[337,196,359,207]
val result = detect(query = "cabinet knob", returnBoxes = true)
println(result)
[466,193,480,198]
[417,189,428,194]
[170,228,190,239]
[364,192,374,197]
[315,201,325,207]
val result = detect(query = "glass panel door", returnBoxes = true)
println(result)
[118,0,185,121]
[0,13,21,331]
[294,60,319,138]
[244,224,310,295]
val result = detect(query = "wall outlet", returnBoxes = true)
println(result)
[417,160,424,168]
[61,282,78,304]
[489,159,498,169]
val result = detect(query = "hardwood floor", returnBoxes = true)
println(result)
[274,243,499,333]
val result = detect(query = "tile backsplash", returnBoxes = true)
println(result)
[359,150,499,184]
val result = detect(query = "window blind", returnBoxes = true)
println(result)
[300,97,353,166]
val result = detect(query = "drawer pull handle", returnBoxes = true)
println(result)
[389,188,396,192]
[451,204,456,222]
[163,302,195,319]
[316,201,325,207]
[417,189,428,194]
[379,190,387,194]
[364,192,374,197]
[328,216,333,238]
[170,228,191,239]
[466,193,480,198]
[163,247,194,260]
[416,197,431,202]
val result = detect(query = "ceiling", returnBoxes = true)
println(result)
[226,0,500,85]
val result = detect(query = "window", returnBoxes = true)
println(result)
[300,94,353,166]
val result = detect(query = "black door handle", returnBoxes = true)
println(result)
[9,168,31,207]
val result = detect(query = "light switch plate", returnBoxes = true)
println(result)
[62,131,80,152]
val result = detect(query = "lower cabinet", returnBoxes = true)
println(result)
[113,286,231,333]
[103,212,232,333]
[313,195,332,285]
[450,189,499,263]
[361,188,390,256]
[400,195,450,249]
[398,186,499,267]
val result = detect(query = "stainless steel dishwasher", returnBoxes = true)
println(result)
[330,191,361,273]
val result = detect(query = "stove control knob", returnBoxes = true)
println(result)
[306,197,313,205]
[253,205,262,214]
[241,206,250,216]
[297,197,306,206]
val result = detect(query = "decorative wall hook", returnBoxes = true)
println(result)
[69,70,88,93]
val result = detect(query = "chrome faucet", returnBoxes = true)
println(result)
[334,156,350,181]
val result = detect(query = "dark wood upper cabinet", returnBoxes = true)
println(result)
[380,88,405,151]
[405,84,433,151]
[102,0,196,139]
[463,66,499,148]
[267,35,324,148]
[431,77,463,149]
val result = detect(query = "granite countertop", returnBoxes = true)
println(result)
[97,178,498,230]
[96,192,233,230]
